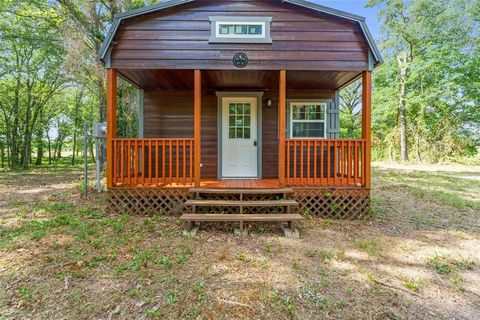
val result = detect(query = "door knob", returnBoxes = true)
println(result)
[253,140,257,147]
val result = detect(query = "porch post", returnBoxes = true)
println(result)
[106,68,118,189]
[278,70,286,185]
[194,70,202,187]
[362,71,372,189]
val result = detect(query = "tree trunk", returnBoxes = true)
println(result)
[415,132,422,163]
[35,129,44,166]
[47,134,52,165]
[397,52,409,162]
[0,141,5,167]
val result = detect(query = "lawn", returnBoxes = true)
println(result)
[0,163,479,319]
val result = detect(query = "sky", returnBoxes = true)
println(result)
[312,0,382,39]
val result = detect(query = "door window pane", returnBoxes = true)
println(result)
[244,127,251,139]
[244,104,251,115]
[228,102,253,139]
[236,128,244,139]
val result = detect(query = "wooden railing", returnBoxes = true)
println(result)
[285,139,367,186]
[112,138,194,187]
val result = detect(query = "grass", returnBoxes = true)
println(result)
[354,238,382,256]
[0,163,479,319]
[374,167,480,210]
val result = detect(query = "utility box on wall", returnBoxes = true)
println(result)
[93,122,107,138]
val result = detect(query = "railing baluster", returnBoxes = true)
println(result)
[353,140,358,184]
[155,140,159,185]
[286,141,290,184]
[320,140,324,185]
[176,140,180,184]
[183,140,186,185]
[340,140,343,185]
[293,141,297,183]
[300,141,304,184]
[141,140,145,186]
[189,140,193,184]
[148,140,152,186]
[120,140,125,184]
[169,140,173,185]
[327,140,331,185]
[347,141,352,185]
[313,141,317,184]
[307,141,311,184]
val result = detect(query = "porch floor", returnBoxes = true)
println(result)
[163,179,282,189]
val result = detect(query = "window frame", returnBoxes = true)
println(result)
[289,101,328,139]
[209,16,272,44]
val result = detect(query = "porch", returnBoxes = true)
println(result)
[106,69,372,190]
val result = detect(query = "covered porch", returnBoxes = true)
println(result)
[106,69,372,190]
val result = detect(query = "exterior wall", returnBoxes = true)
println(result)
[143,89,336,179]
[110,0,369,71]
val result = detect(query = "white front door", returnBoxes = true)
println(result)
[222,97,258,178]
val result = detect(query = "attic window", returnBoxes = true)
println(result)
[209,16,272,43]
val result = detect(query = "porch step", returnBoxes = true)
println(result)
[181,213,303,238]
[184,199,298,207]
[189,188,294,195]
[181,213,304,222]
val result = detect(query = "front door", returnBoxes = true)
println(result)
[222,97,258,178]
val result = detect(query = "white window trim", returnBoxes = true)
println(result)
[209,16,272,44]
[216,21,266,39]
[289,102,327,139]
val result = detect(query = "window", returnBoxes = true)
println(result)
[209,16,272,43]
[228,102,251,139]
[289,102,327,138]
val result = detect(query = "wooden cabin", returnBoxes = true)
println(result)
[97,0,382,231]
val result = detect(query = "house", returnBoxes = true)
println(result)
[97,0,381,234]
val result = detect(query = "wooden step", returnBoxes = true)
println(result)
[181,213,304,222]
[185,199,299,207]
[189,188,294,195]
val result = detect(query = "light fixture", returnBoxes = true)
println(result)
[266,98,272,107]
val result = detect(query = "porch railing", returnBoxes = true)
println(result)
[112,138,194,187]
[285,139,367,186]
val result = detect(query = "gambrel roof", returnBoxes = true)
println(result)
[97,0,383,65]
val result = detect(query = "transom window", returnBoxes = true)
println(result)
[290,102,327,138]
[217,22,265,38]
[228,103,251,139]
[209,16,272,43]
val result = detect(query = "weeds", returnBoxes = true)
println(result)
[427,254,454,274]
[355,238,381,256]
[403,280,420,292]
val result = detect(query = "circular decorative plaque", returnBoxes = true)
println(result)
[233,52,248,68]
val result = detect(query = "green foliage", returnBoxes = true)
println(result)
[365,0,480,163]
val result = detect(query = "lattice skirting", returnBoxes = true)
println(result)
[292,187,370,219]
[107,187,370,219]
[107,188,191,215]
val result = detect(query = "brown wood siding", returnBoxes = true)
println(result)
[143,89,334,180]
[111,0,369,71]
[143,90,218,179]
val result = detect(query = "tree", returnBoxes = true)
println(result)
[339,80,362,139]
[0,0,67,168]
[367,0,480,162]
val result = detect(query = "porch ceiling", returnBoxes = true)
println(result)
[118,69,360,91]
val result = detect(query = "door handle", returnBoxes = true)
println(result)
[253,140,257,147]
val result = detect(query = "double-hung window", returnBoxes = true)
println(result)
[289,102,327,138]
[209,16,272,43]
